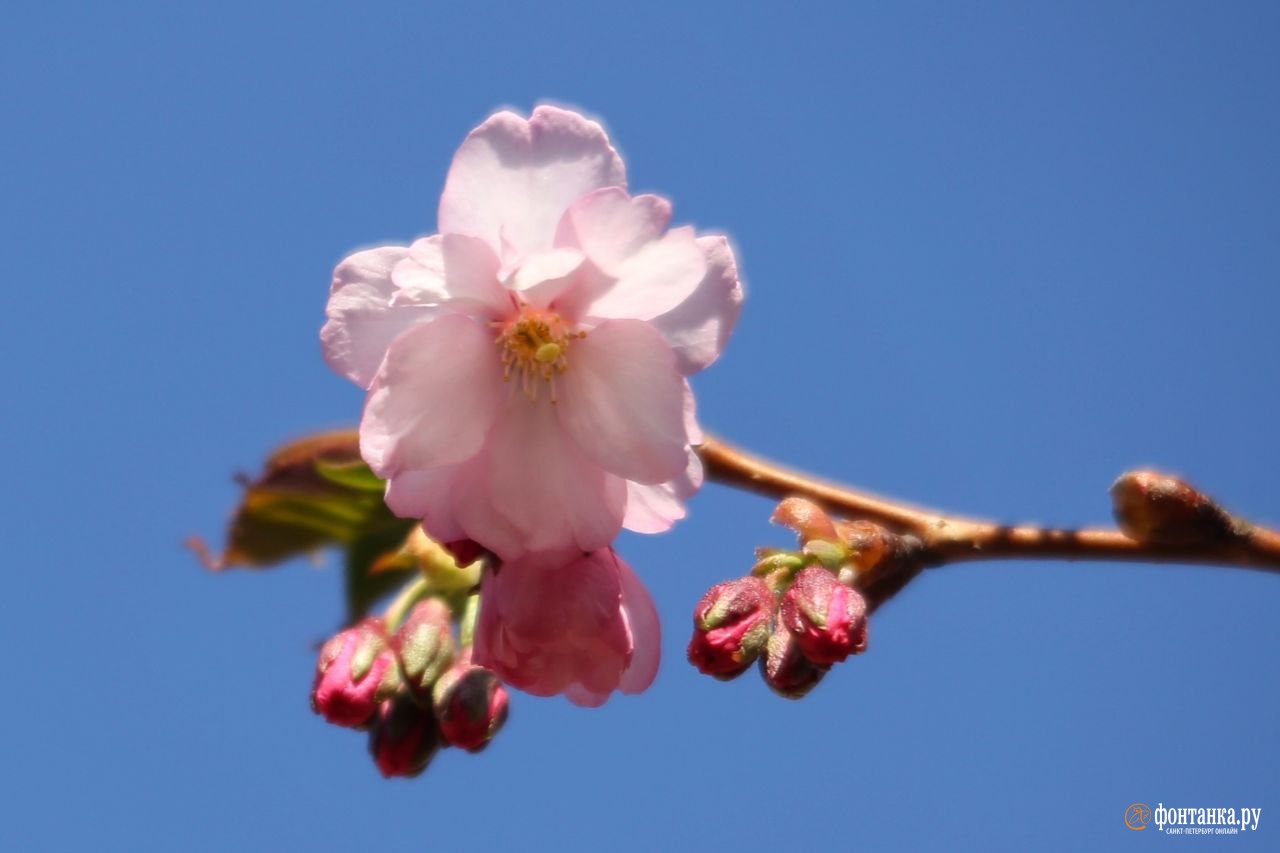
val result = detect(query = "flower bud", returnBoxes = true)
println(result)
[390,599,455,694]
[311,619,402,728]
[432,660,510,752]
[367,694,441,778]
[1111,470,1238,545]
[779,567,868,665]
[771,497,838,542]
[759,621,827,699]
[687,576,775,679]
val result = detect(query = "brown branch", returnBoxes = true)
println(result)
[696,434,1280,575]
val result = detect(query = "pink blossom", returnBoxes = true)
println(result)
[472,547,661,706]
[322,105,742,558]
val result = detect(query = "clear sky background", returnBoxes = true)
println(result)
[4,2,1278,850]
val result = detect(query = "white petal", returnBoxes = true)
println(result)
[391,234,511,318]
[649,234,745,375]
[508,248,585,309]
[390,237,449,303]
[553,187,672,276]
[576,227,707,322]
[438,105,626,261]
[321,245,433,389]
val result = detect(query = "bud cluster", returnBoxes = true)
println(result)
[687,498,879,699]
[311,597,509,778]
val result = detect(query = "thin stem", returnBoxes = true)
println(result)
[696,435,962,532]
[459,592,480,648]
[383,576,432,632]
[696,434,1280,574]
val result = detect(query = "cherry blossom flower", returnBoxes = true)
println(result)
[321,105,742,558]
[472,547,661,707]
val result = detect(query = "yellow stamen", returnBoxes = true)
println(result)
[493,308,583,403]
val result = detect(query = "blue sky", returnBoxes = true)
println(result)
[4,2,1278,850]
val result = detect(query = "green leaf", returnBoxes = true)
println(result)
[315,458,387,493]
[343,519,420,624]
[193,430,402,570]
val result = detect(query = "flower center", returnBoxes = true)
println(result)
[493,308,583,403]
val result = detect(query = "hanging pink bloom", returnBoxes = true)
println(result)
[321,105,743,558]
[472,547,661,706]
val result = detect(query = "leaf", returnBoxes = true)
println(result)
[315,458,388,493]
[191,429,402,570]
[344,520,419,624]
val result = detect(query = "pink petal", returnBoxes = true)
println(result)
[622,481,685,534]
[383,466,463,542]
[452,459,530,561]
[321,245,434,389]
[574,227,707,322]
[564,684,610,708]
[389,237,448,302]
[649,234,745,375]
[682,379,703,446]
[438,106,626,261]
[622,450,704,534]
[508,248,585,309]
[359,314,505,477]
[479,397,627,556]
[556,320,689,484]
[474,550,632,701]
[616,553,661,694]
[553,187,672,276]
[391,234,510,318]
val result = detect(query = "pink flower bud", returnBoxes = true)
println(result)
[311,619,402,728]
[687,576,775,679]
[779,566,868,665]
[390,599,455,694]
[432,660,510,753]
[367,694,441,778]
[759,621,827,699]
